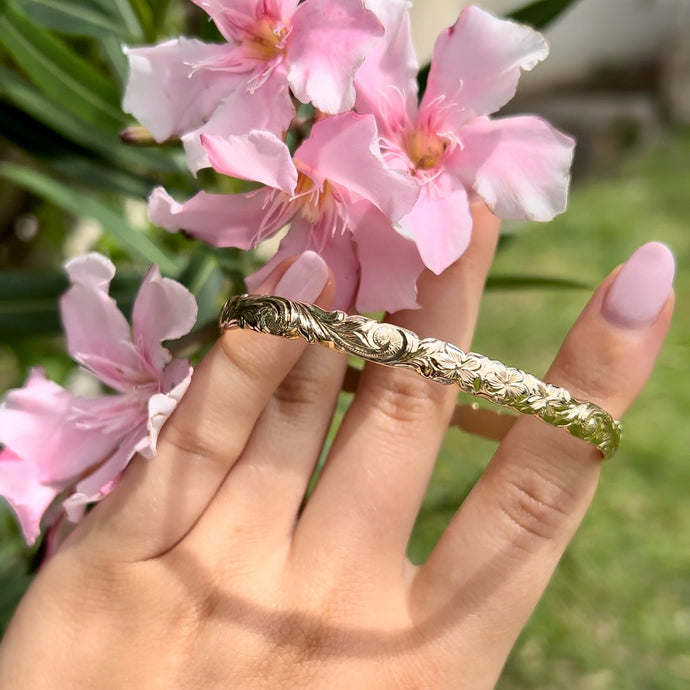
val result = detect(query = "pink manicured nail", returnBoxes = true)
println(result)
[602,242,675,328]
[274,251,329,302]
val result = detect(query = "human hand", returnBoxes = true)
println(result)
[0,206,674,689]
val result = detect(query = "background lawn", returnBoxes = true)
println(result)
[408,125,690,689]
[1,126,688,688]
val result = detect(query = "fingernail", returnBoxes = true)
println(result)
[602,242,675,328]
[274,251,329,302]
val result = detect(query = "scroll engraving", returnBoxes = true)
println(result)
[220,295,622,458]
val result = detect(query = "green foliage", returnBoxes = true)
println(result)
[0,162,182,273]
[507,0,580,28]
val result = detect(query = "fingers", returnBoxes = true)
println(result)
[82,252,334,561]
[187,343,347,557]
[413,243,675,666]
[294,204,500,569]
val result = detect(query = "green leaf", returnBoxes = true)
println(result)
[507,0,580,29]
[86,0,143,39]
[127,0,155,41]
[0,270,141,340]
[0,66,183,177]
[0,98,88,158]
[20,0,129,40]
[46,157,153,198]
[149,0,173,29]
[0,162,182,276]
[486,274,590,290]
[0,272,67,340]
[99,33,130,89]
[177,249,225,326]
[0,1,124,133]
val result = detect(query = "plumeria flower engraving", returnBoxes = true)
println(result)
[0,254,198,544]
[355,2,575,274]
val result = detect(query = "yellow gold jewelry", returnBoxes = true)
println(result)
[219,295,622,458]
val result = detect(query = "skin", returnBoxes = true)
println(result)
[0,206,673,689]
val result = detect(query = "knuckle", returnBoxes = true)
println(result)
[272,365,325,411]
[219,330,267,382]
[361,368,454,428]
[496,463,577,545]
[158,418,243,466]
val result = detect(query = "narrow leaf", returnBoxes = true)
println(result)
[0,2,124,133]
[0,66,182,175]
[0,271,141,340]
[507,0,580,29]
[87,0,143,38]
[127,0,155,41]
[177,249,225,325]
[21,0,128,40]
[0,162,182,276]
[99,34,130,89]
[486,274,590,290]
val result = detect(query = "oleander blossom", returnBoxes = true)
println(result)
[144,2,575,313]
[149,112,422,311]
[355,2,575,274]
[0,254,198,544]
[123,0,383,171]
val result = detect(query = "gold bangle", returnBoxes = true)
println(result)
[219,295,622,458]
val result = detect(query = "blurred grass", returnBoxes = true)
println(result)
[1,127,688,687]
[408,126,690,689]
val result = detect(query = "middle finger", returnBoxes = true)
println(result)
[294,205,500,567]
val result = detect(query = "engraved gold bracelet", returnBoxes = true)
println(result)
[219,294,622,459]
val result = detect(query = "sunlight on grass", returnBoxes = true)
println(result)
[409,126,690,689]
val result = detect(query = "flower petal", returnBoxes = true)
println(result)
[63,426,144,518]
[294,112,420,221]
[123,38,240,142]
[182,68,295,173]
[350,201,423,313]
[355,0,418,132]
[0,369,120,485]
[246,216,359,310]
[189,0,290,43]
[148,186,293,249]
[449,115,575,221]
[0,447,59,545]
[137,360,193,459]
[395,172,472,274]
[132,267,198,374]
[61,254,141,387]
[202,131,298,194]
[288,0,383,113]
[420,6,548,128]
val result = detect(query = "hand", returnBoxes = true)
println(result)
[0,206,673,689]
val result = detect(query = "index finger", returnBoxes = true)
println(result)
[80,251,334,561]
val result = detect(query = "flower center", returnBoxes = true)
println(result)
[242,17,289,61]
[403,128,448,171]
[292,173,338,225]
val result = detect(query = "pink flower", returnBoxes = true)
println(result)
[123,0,383,170]
[0,254,197,544]
[354,3,575,274]
[149,112,422,311]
